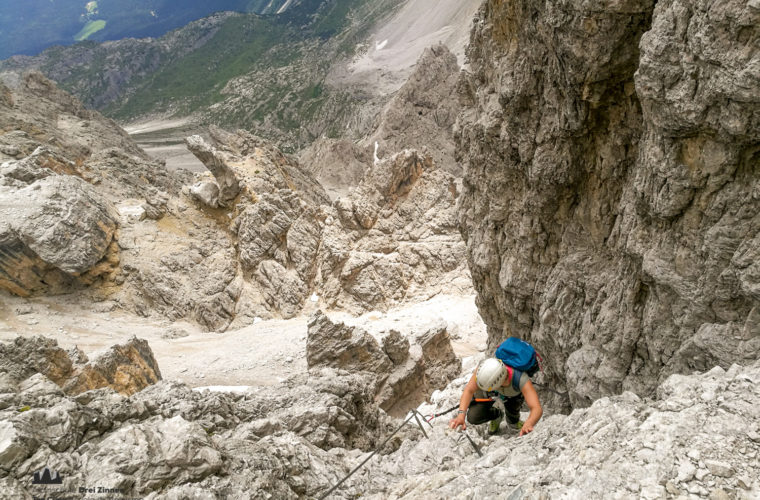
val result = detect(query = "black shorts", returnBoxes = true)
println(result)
[466,395,524,425]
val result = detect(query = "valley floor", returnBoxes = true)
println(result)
[0,292,487,389]
[123,118,207,172]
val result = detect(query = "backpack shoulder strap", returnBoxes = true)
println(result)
[511,368,525,392]
[505,365,513,387]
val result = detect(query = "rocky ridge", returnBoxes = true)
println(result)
[1,71,471,331]
[301,43,463,199]
[456,0,760,410]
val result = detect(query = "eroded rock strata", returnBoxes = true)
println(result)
[456,0,760,409]
[0,72,472,330]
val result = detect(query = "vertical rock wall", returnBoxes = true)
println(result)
[456,0,759,409]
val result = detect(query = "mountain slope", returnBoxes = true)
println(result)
[1,0,480,152]
[1,0,407,150]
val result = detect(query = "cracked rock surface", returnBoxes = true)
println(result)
[456,0,760,410]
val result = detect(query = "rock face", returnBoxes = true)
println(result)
[456,0,760,409]
[306,310,461,416]
[317,149,472,313]
[183,128,471,322]
[365,43,462,177]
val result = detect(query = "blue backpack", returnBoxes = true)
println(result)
[495,337,541,391]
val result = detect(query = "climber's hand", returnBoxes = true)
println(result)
[519,423,534,436]
[449,414,466,431]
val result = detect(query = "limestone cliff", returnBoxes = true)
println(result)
[456,0,759,410]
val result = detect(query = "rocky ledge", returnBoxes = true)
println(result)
[0,335,757,499]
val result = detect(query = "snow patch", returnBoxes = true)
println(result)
[276,0,294,15]
[193,386,251,394]
[376,39,389,51]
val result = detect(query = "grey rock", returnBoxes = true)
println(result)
[17,374,63,400]
[0,175,120,296]
[0,336,74,386]
[189,180,219,207]
[455,0,760,410]
[80,415,222,495]
[307,311,460,416]
[357,360,760,499]
[307,310,393,375]
[382,330,410,365]
[186,135,240,207]
[704,460,734,478]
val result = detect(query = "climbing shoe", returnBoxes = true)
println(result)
[487,413,503,435]
[513,420,524,431]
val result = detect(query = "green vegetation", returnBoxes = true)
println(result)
[3,0,405,149]
[110,14,301,119]
[74,19,107,41]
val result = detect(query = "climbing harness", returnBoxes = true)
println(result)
[319,406,481,499]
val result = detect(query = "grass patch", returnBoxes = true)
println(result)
[74,19,107,41]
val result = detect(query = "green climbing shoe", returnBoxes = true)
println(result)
[487,413,503,435]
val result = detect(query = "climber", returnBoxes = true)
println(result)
[449,356,542,437]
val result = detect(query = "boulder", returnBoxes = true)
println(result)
[63,337,162,396]
[306,310,460,416]
[0,336,161,397]
[306,310,392,374]
[0,175,120,296]
[0,336,74,387]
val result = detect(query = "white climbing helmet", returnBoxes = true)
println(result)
[476,358,508,391]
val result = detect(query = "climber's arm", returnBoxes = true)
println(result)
[519,379,542,436]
